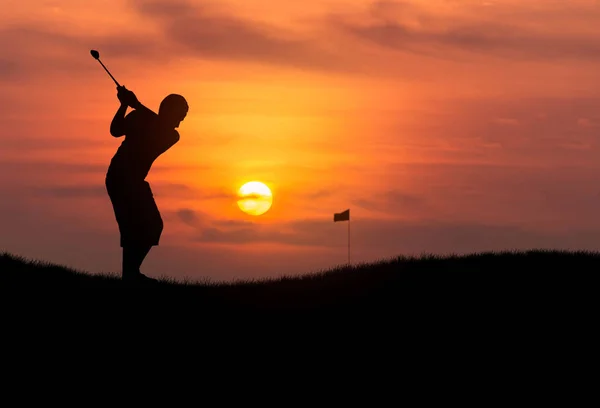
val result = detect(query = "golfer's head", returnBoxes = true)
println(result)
[159,94,188,128]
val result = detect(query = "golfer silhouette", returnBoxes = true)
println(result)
[105,86,188,283]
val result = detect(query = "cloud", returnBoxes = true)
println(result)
[194,220,332,247]
[34,182,197,199]
[4,0,598,85]
[36,186,107,198]
[150,183,195,198]
[2,135,109,151]
[0,25,168,63]
[397,96,600,161]
[173,209,257,230]
[176,208,208,228]
[169,209,337,247]
[0,161,107,174]
[0,25,172,83]
[306,189,334,200]
[0,28,86,82]
[128,0,361,74]
[0,59,19,79]
[332,1,600,62]
[577,118,598,128]
[174,207,600,256]
[238,193,267,201]
[353,190,428,214]
[213,219,256,228]
[492,118,520,126]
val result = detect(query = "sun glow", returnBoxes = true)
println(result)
[237,181,273,216]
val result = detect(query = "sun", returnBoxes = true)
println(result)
[237,181,273,216]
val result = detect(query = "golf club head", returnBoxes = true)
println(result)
[90,50,100,60]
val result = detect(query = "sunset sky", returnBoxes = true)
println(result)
[2,0,600,281]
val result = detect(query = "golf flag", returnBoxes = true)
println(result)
[334,209,350,222]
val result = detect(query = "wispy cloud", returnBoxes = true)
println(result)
[176,208,208,228]
[128,0,361,74]
[0,25,172,83]
[332,1,600,62]
[33,182,198,200]
[171,206,600,256]
[36,186,106,198]
[3,0,599,85]
[353,190,428,214]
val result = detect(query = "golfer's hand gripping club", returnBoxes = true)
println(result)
[117,86,141,110]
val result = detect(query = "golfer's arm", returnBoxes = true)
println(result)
[133,101,156,116]
[110,104,128,137]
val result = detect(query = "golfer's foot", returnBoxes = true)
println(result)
[137,273,159,284]
[122,271,158,285]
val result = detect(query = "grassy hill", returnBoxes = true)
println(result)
[2,249,599,316]
[5,249,595,380]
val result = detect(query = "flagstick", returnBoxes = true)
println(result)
[348,218,351,266]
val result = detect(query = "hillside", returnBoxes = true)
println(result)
[2,249,598,315]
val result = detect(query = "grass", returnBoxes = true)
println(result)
[4,249,596,375]
[2,249,599,316]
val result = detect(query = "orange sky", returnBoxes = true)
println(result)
[1,0,600,281]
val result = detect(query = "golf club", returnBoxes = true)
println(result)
[90,49,120,87]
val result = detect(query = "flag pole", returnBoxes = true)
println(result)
[333,208,351,266]
[348,216,350,265]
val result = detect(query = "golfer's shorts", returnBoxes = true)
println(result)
[105,180,164,248]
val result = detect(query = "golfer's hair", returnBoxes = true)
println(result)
[159,94,188,116]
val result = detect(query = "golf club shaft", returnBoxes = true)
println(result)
[97,59,120,87]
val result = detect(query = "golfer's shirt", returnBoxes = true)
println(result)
[106,109,179,186]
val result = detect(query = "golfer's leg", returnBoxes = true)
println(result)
[122,246,139,280]
[134,245,153,273]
